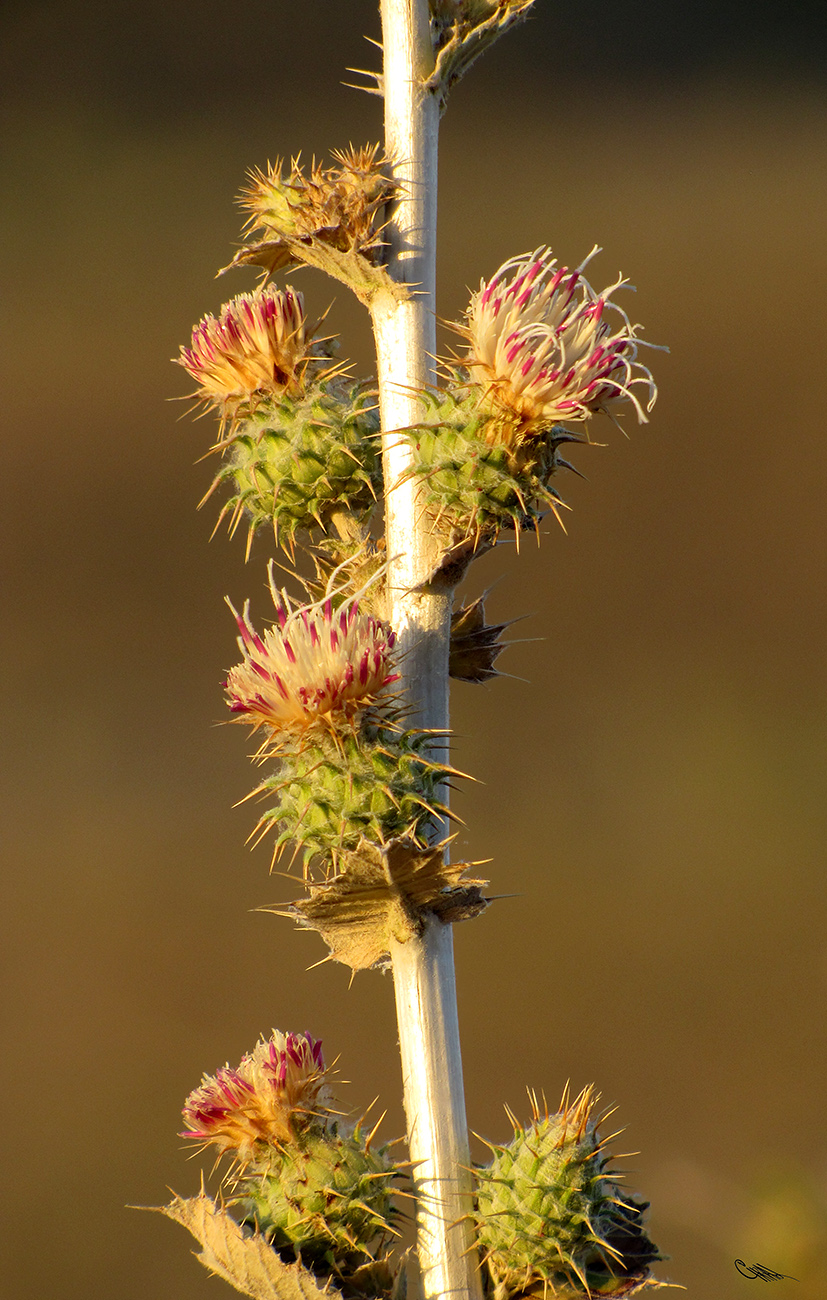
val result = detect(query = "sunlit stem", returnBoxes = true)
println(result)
[370,3,483,1299]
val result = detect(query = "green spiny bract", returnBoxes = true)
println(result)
[475,1088,662,1300]
[251,715,453,866]
[401,387,581,544]
[208,377,381,551]
[239,1121,399,1271]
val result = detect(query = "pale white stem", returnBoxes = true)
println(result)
[371,4,483,1300]
[389,918,482,1300]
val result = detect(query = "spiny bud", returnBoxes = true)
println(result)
[239,1121,400,1270]
[204,378,381,557]
[181,1031,332,1165]
[238,145,397,271]
[475,1086,663,1300]
[462,246,658,434]
[399,388,576,543]
[177,286,380,553]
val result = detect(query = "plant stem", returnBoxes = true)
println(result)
[371,4,482,1299]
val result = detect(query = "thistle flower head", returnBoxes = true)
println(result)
[177,285,310,414]
[181,1031,332,1163]
[461,246,658,432]
[225,559,398,741]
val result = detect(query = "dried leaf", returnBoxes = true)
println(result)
[159,1192,335,1300]
[450,592,521,682]
[277,837,488,970]
[428,1,535,112]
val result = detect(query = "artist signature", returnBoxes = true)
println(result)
[734,1260,799,1282]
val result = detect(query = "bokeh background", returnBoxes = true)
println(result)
[2,2,827,1297]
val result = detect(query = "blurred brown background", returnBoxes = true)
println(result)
[2,2,826,1297]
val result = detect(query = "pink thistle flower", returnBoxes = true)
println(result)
[462,246,658,431]
[225,559,398,739]
[177,284,309,411]
[181,1030,332,1162]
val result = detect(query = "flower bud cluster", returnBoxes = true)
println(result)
[170,20,666,1300]
[233,145,398,282]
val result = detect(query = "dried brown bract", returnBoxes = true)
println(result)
[279,837,489,971]
[428,1,535,112]
[225,147,406,308]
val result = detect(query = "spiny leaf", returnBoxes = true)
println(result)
[158,1192,335,1300]
[274,836,489,970]
[449,592,523,682]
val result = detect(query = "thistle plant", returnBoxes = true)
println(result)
[160,3,668,1299]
